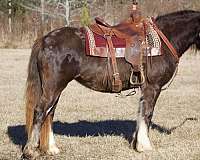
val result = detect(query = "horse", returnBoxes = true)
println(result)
[22,10,200,159]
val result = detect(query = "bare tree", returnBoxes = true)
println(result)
[65,0,70,26]
[8,0,12,33]
[40,0,44,36]
[56,0,70,26]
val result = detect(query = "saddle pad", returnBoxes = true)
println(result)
[85,26,126,57]
[84,19,162,58]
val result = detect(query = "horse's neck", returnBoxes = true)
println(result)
[157,15,199,57]
[174,28,196,56]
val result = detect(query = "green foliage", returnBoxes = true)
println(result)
[0,0,26,16]
[80,0,91,26]
[12,0,26,17]
[0,0,9,14]
[0,0,43,17]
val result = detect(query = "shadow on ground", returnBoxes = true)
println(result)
[7,120,136,147]
[7,118,195,147]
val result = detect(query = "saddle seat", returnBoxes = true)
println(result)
[95,17,112,28]
[91,17,144,40]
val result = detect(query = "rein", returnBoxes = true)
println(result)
[149,18,179,63]
[149,18,180,91]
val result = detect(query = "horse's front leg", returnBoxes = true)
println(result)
[133,84,161,152]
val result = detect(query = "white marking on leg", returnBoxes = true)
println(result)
[46,106,54,116]
[136,99,152,152]
[47,127,60,155]
[136,119,152,152]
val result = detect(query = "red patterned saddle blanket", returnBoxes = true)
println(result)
[85,27,127,57]
[84,19,162,58]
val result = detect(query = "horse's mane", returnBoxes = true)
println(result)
[156,10,200,21]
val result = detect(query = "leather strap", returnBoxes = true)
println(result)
[106,36,122,92]
[150,19,179,63]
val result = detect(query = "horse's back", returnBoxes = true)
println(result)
[42,27,83,53]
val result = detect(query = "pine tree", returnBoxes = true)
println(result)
[80,0,90,26]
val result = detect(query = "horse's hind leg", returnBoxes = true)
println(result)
[23,55,79,159]
[40,98,60,155]
[23,89,61,159]
[133,84,161,152]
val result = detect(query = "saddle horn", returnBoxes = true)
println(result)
[132,0,138,5]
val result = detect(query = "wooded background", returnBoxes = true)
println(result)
[0,0,200,48]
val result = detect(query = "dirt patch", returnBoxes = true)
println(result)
[0,49,200,160]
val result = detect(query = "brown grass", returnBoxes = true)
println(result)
[0,49,200,160]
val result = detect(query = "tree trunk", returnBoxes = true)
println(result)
[65,0,70,26]
[36,0,44,38]
[8,0,12,33]
[40,0,44,37]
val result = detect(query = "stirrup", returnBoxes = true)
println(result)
[130,70,145,86]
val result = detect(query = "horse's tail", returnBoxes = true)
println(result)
[25,39,42,139]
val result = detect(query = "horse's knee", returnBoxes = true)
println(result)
[34,93,59,121]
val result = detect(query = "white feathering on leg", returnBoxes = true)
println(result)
[136,119,152,152]
[47,127,60,155]
[136,99,152,152]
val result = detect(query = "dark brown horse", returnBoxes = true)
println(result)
[22,10,200,159]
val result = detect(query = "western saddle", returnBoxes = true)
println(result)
[88,3,146,92]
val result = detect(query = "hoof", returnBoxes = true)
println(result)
[131,133,153,152]
[22,145,40,160]
[135,133,153,152]
[134,120,153,152]
[136,141,153,152]
[47,145,60,155]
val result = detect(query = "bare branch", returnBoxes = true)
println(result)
[19,3,66,19]
[57,2,66,9]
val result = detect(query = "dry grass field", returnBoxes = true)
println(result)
[0,49,200,160]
